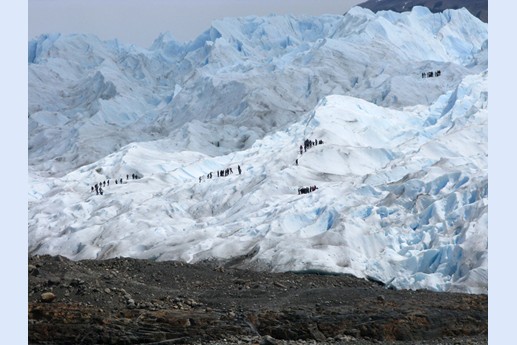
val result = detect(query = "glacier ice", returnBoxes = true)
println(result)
[28,7,488,294]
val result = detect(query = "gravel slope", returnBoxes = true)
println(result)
[28,255,487,344]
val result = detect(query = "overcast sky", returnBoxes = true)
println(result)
[29,0,365,47]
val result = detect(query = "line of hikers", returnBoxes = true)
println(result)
[91,173,141,195]
[199,165,242,183]
[296,138,324,165]
[90,133,325,197]
[299,138,323,155]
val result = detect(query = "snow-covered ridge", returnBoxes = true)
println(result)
[28,7,488,294]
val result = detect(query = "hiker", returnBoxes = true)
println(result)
[107,180,109,186]
[120,178,123,184]
[103,181,106,187]
[99,187,103,195]
[230,168,233,174]
[91,186,94,192]
[300,145,303,155]
[115,179,118,185]
[295,159,298,166]
[238,165,242,174]
[199,176,202,183]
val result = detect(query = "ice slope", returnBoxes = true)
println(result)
[28,68,488,294]
[28,6,487,176]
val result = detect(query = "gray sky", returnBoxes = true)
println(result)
[29,0,365,47]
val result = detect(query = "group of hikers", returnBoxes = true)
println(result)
[298,185,318,194]
[199,165,242,183]
[299,138,323,155]
[421,70,441,78]
[91,173,141,195]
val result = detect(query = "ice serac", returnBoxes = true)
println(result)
[28,7,488,294]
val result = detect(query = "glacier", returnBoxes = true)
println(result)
[28,6,488,294]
